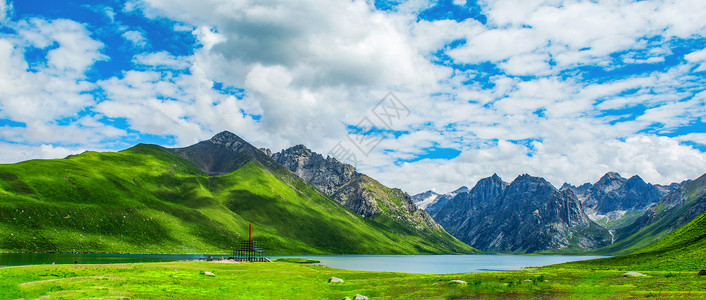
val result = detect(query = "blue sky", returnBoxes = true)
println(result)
[1,0,705,194]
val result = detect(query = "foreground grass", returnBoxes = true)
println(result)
[1,261,705,299]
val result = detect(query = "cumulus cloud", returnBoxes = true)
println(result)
[122,30,148,48]
[685,48,706,72]
[449,0,706,71]
[2,0,706,196]
[0,18,106,123]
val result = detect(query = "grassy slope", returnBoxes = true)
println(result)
[2,261,705,299]
[0,144,473,254]
[591,175,706,255]
[550,210,706,271]
[351,175,475,253]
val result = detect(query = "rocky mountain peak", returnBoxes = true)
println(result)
[595,172,626,187]
[625,175,646,186]
[272,145,356,195]
[210,131,246,145]
[560,182,575,191]
[450,186,469,195]
[286,144,312,155]
[509,174,557,192]
[171,131,270,175]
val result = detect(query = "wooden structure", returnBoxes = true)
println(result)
[230,224,268,262]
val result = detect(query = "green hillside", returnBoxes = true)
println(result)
[592,174,706,255]
[0,144,475,254]
[553,209,706,271]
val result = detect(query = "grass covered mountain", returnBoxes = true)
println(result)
[556,206,706,271]
[0,131,475,254]
[591,172,706,255]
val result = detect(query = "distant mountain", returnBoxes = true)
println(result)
[411,190,440,210]
[594,172,706,255]
[268,144,476,253]
[413,186,469,216]
[0,131,474,254]
[562,172,671,229]
[431,174,610,253]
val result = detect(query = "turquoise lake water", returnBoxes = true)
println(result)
[1,253,606,274]
[272,255,606,274]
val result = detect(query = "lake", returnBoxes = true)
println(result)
[0,253,606,274]
[272,255,606,274]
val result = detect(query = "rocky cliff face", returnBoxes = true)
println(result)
[270,145,356,195]
[271,145,444,233]
[431,174,609,253]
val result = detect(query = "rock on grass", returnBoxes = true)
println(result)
[328,277,344,283]
[622,272,645,277]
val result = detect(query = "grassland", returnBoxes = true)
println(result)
[549,209,706,272]
[1,260,705,299]
[0,144,474,255]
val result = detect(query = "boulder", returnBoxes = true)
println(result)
[449,280,467,284]
[328,277,344,283]
[353,295,368,300]
[622,272,645,277]
[203,271,215,276]
[698,269,706,276]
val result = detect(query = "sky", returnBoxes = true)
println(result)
[0,0,705,194]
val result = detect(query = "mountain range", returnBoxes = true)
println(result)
[415,170,703,254]
[427,174,609,253]
[560,172,680,229]
[1,130,704,258]
[0,131,474,254]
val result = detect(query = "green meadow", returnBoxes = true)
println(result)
[1,260,705,299]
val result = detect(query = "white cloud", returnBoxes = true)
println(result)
[0,142,87,164]
[0,0,11,23]
[686,48,706,71]
[133,51,190,69]
[373,134,706,195]
[0,18,105,124]
[676,133,706,146]
[2,0,706,198]
[450,0,706,70]
[122,30,148,48]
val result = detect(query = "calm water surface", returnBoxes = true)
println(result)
[1,253,606,274]
[273,255,607,274]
